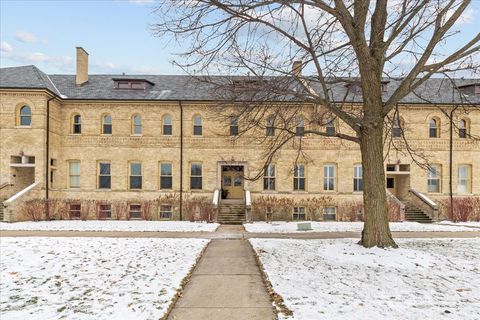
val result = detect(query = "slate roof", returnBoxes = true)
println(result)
[1,65,479,105]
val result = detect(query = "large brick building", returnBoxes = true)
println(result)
[1,48,479,223]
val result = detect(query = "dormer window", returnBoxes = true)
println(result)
[113,78,153,90]
[457,83,480,98]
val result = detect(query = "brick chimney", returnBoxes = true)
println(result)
[76,47,89,86]
[292,60,302,77]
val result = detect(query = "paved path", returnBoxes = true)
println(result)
[1,229,479,239]
[167,226,275,320]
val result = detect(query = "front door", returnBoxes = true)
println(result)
[221,166,244,199]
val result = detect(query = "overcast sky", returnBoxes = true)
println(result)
[1,0,479,76]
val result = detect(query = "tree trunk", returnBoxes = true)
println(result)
[359,124,398,248]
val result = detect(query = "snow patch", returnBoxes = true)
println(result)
[0,237,208,319]
[244,221,477,233]
[250,238,480,320]
[0,220,219,232]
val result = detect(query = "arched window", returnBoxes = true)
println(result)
[132,114,142,135]
[266,116,275,136]
[102,114,112,134]
[295,116,304,137]
[19,105,31,126]
[429,118,439,138]
[230,115,238,136]
[392,116,401,138]
[193,115,202,136]
[163,115,172,135]
[326,118,336,137]
[458,119,468,138]
[72,114,82,134]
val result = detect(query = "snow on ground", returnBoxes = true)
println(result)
[0,220,219,232]
[438,221,480,228]
[0,237,208,320]
[244,221,477,233]
[250,238,480,320]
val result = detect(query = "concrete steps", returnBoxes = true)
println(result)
[217,201,246,225]
[403,202,432,223]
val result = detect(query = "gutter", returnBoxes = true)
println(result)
[179,101,184,220]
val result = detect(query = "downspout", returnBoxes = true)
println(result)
[179,101,184,221]
[45,96,55,218]
[449,109,454,220]
[45,96,55,200]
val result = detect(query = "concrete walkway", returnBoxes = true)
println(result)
[167,226,275,320]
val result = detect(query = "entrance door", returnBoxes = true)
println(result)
[221,166,244,199]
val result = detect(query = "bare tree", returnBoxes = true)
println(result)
[153,1,479,247]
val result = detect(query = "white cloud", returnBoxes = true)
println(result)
[14,30,38,43]
[0,42,13,53]
[3,51,74,70]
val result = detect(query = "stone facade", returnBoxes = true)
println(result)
[1,75,479,222]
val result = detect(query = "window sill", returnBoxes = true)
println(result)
[97,188,112,191]
[130,134,143,137]
[262,190,278,194]
[15,125,32,129]
[292,190,308,194]
[129,189,143,192]
[100,134,112,136]
[352,191,363,194]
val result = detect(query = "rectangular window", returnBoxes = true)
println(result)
[129,204,142,219]
[69,203,81,219]
[427,165,441,193]
[190,163,202,190]
[263,164,276,191]
[293,207,306,220]
[160,162,173,189]
[129,162,142,190]
[293,165,305,191]
[324,164,335,191]
[230,117,238,136]
[386,177,395,189]
[323,207,336,221]
[98,204,112,219]
[68,161,80,188]
[458,165,471,194]
[353,165,363,192]
[160,205,173,219]
[193,116,202,136]
[98,162,111,189]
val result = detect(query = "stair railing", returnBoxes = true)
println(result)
[244,189,251,222]
[408,189,439,221]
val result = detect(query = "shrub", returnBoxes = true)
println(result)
[141,200,154,220]
[80,200,96,221]
[46,199,67,220]
[21,199,46,221]
[183,195,213,222]
[337,201,363,222]
[112,200,128,220]
[440,197,480,222]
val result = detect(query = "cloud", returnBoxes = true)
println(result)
[0,42,13,53]
[128,0,154,4]
[3,50,74,70]
[14,30,39,43]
